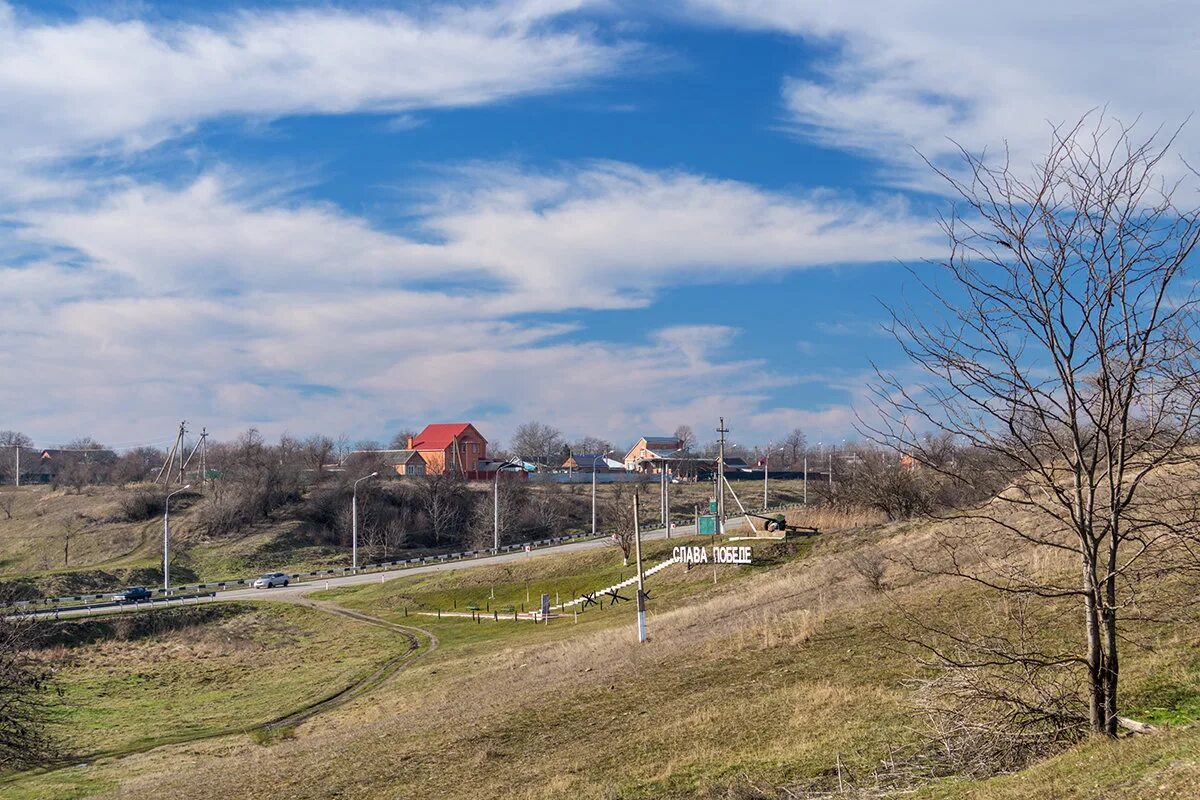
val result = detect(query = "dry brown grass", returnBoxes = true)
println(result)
[781,504,889,532]
[38,520,934,800]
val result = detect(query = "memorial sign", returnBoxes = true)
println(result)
[671,545,752,565]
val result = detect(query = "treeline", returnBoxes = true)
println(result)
[812,434,1008,521]
[20,429,634,557]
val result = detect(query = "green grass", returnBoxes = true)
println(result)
[313,534,807,653]
[35,602,400,757]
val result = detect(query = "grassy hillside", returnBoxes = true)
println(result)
[0,479,811,598]
[7,496,1198,799]
[0,484,344,597]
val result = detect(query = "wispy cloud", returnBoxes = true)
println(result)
[679,0,1200,183]
[0,1,633,174]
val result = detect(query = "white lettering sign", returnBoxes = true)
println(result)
[672,546,752,565]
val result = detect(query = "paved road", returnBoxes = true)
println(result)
[27,517,751,620]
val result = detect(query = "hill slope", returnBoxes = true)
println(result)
[6,494,1200,799]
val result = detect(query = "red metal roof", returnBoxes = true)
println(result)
[410,423,486,450]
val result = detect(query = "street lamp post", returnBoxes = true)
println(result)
[163,484,191,593]
[591,450,612,538]
[763,444,784,509]
[352,472,378,573]
[494,459,521,553]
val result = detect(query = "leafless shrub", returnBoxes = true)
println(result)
[849,549,887,592]
[117,487,164,522]
[0,612,59,770]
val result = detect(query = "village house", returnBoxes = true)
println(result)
[407,423,488,474]
[623,435,686,473]
[361,449,427,477]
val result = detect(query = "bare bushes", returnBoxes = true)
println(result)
[910,667,1086,778]
[848,547,887,593]
[0,613,59,770]
[197,430,305,537]
[300,481,422,558]
[900,594,1088,777]
[117,487,164,521]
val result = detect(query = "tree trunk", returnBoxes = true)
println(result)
[1103,524,1121,736]
[1082,556,1106,734]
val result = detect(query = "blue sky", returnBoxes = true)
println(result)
[1,0,1195,450]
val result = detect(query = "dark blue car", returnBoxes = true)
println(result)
[113,586,152,603]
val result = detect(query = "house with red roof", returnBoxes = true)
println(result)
[406,423,488,474]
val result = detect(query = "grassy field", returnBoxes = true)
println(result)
[6,489,1200,799]
[24,602,403,760]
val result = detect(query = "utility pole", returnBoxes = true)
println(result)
[199,428,208,484]
[716,417,728,534]
[14,445,19,488]
[156,423,184,484]
[660,466,667,526]
[664,469,671,538]
[764,442,770,509]
[178,420,187,485]
[633,491,646,643]
[803,453,808,505]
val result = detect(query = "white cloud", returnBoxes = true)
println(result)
[4,160,918,445]
[422,161,939,308]
[680,1,1200,181]
[20,162,940,306]
[0,0,631,170]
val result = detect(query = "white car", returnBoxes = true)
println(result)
[253,572,290,589]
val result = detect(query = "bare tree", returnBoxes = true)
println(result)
[416,472,469,546]
[0,612,58,770]
[0,431,33,485]
[388,429,417,450]
[674,425,697,453]
[530,481,566,534]
[112,446,166,486]
[62,514,84,567]
[469,473,527,549]
[783,428,807,467]
[56,438,115,491]
[302,435,335,475]
[866,116,1200,737]
[603,482,640,566]
[570,436,614,457]
[510,421,563,466]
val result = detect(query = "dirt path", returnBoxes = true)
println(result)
[262,598,439,732]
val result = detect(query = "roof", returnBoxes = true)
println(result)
[386,450,425,465]
[569,453,624,470]
[641,436,681,449]
[410,423,487,451]
[635,449,690,462]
